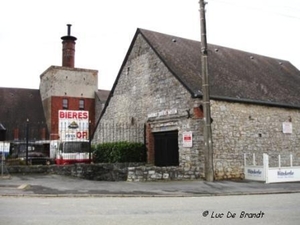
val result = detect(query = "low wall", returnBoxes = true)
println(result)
[127,166,201,181]
[7,163,142,181]
[6,164,202,182]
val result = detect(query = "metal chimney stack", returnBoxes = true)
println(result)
[61,24,77,68]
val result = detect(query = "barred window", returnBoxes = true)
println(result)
[79,99,85,110]
[62,99,68,109]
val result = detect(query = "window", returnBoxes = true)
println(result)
[79,99,85,110]
[62,99,68,109]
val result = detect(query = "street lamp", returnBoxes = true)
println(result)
[26,119,29,165]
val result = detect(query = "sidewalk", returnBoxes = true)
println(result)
[1,174,300,197]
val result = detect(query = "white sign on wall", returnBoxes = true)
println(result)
[58,110,89,141]
[182,131,193,147]
[282,122,292,134]
[147,108,178,118]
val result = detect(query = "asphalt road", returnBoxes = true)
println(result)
[0,193,299,225]
[1,174,300,197]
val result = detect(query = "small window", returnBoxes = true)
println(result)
[79,99,85,110]
[62,99,68,109]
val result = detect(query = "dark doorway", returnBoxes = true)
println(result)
[0,123,6,141]
[154,130,179,166]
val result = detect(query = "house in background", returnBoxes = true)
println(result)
[0,25,109,150]
[93,28,300,180]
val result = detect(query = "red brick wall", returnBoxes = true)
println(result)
[193,106,204,119]
[50,96,95,140]
[145,123,154,164]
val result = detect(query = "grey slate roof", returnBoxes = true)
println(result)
[138,28,300,108]
[0,87,46,124]
[0,87,47,140]
[96,89,110,103]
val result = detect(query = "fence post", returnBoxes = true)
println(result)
[263,153,269,183]
[253,153,256,166]
[244,153,247,177]
[290,154,293,167]
[278,155,281,168]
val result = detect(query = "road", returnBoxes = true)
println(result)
[0,193,299,225]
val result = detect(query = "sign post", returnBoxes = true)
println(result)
[0,142,10,177]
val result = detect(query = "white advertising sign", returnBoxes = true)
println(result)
[267,168,300,183]
[244,166,265,181]
[183,131,193,147]
[0,142,10,153]
[58,110,89,141]
[0,141,10,159]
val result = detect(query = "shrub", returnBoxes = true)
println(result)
[93,142,146,163]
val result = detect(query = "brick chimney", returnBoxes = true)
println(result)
[61,24,77,68]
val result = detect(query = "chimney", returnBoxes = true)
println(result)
[61,24,77,68]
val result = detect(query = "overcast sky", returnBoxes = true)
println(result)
[1,0,299,90]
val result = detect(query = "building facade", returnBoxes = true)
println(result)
[93,28,300,180]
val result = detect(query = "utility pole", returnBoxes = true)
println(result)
[199,0,214,181]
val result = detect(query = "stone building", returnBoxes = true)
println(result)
[93,28,300,180]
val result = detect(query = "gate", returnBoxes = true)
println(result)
[93,123,145,144]
[154,131,179,167]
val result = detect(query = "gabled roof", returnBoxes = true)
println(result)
[96,89,110,103]
[0,87,46,130]
[138,28,300,108]
[94,28,300,136]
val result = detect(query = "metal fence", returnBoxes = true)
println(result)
[93,123,145,144]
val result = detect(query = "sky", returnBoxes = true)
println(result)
[1,0,299,90]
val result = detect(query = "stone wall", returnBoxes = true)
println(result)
[212,100,300,180]
[93,33,196,135]
[6,163,201,182]
[40,66,98,99]
[147,118,204,177]
[7,163,143,181]
[127,165,200,181]
[92,33,206,178]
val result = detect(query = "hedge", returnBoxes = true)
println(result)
[93,141,146,163]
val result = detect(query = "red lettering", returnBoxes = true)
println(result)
[184,136,191,141]
[76,131,88,139]
[83,112,88,119]
[59,111,89,120]
[59,111,64,118]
